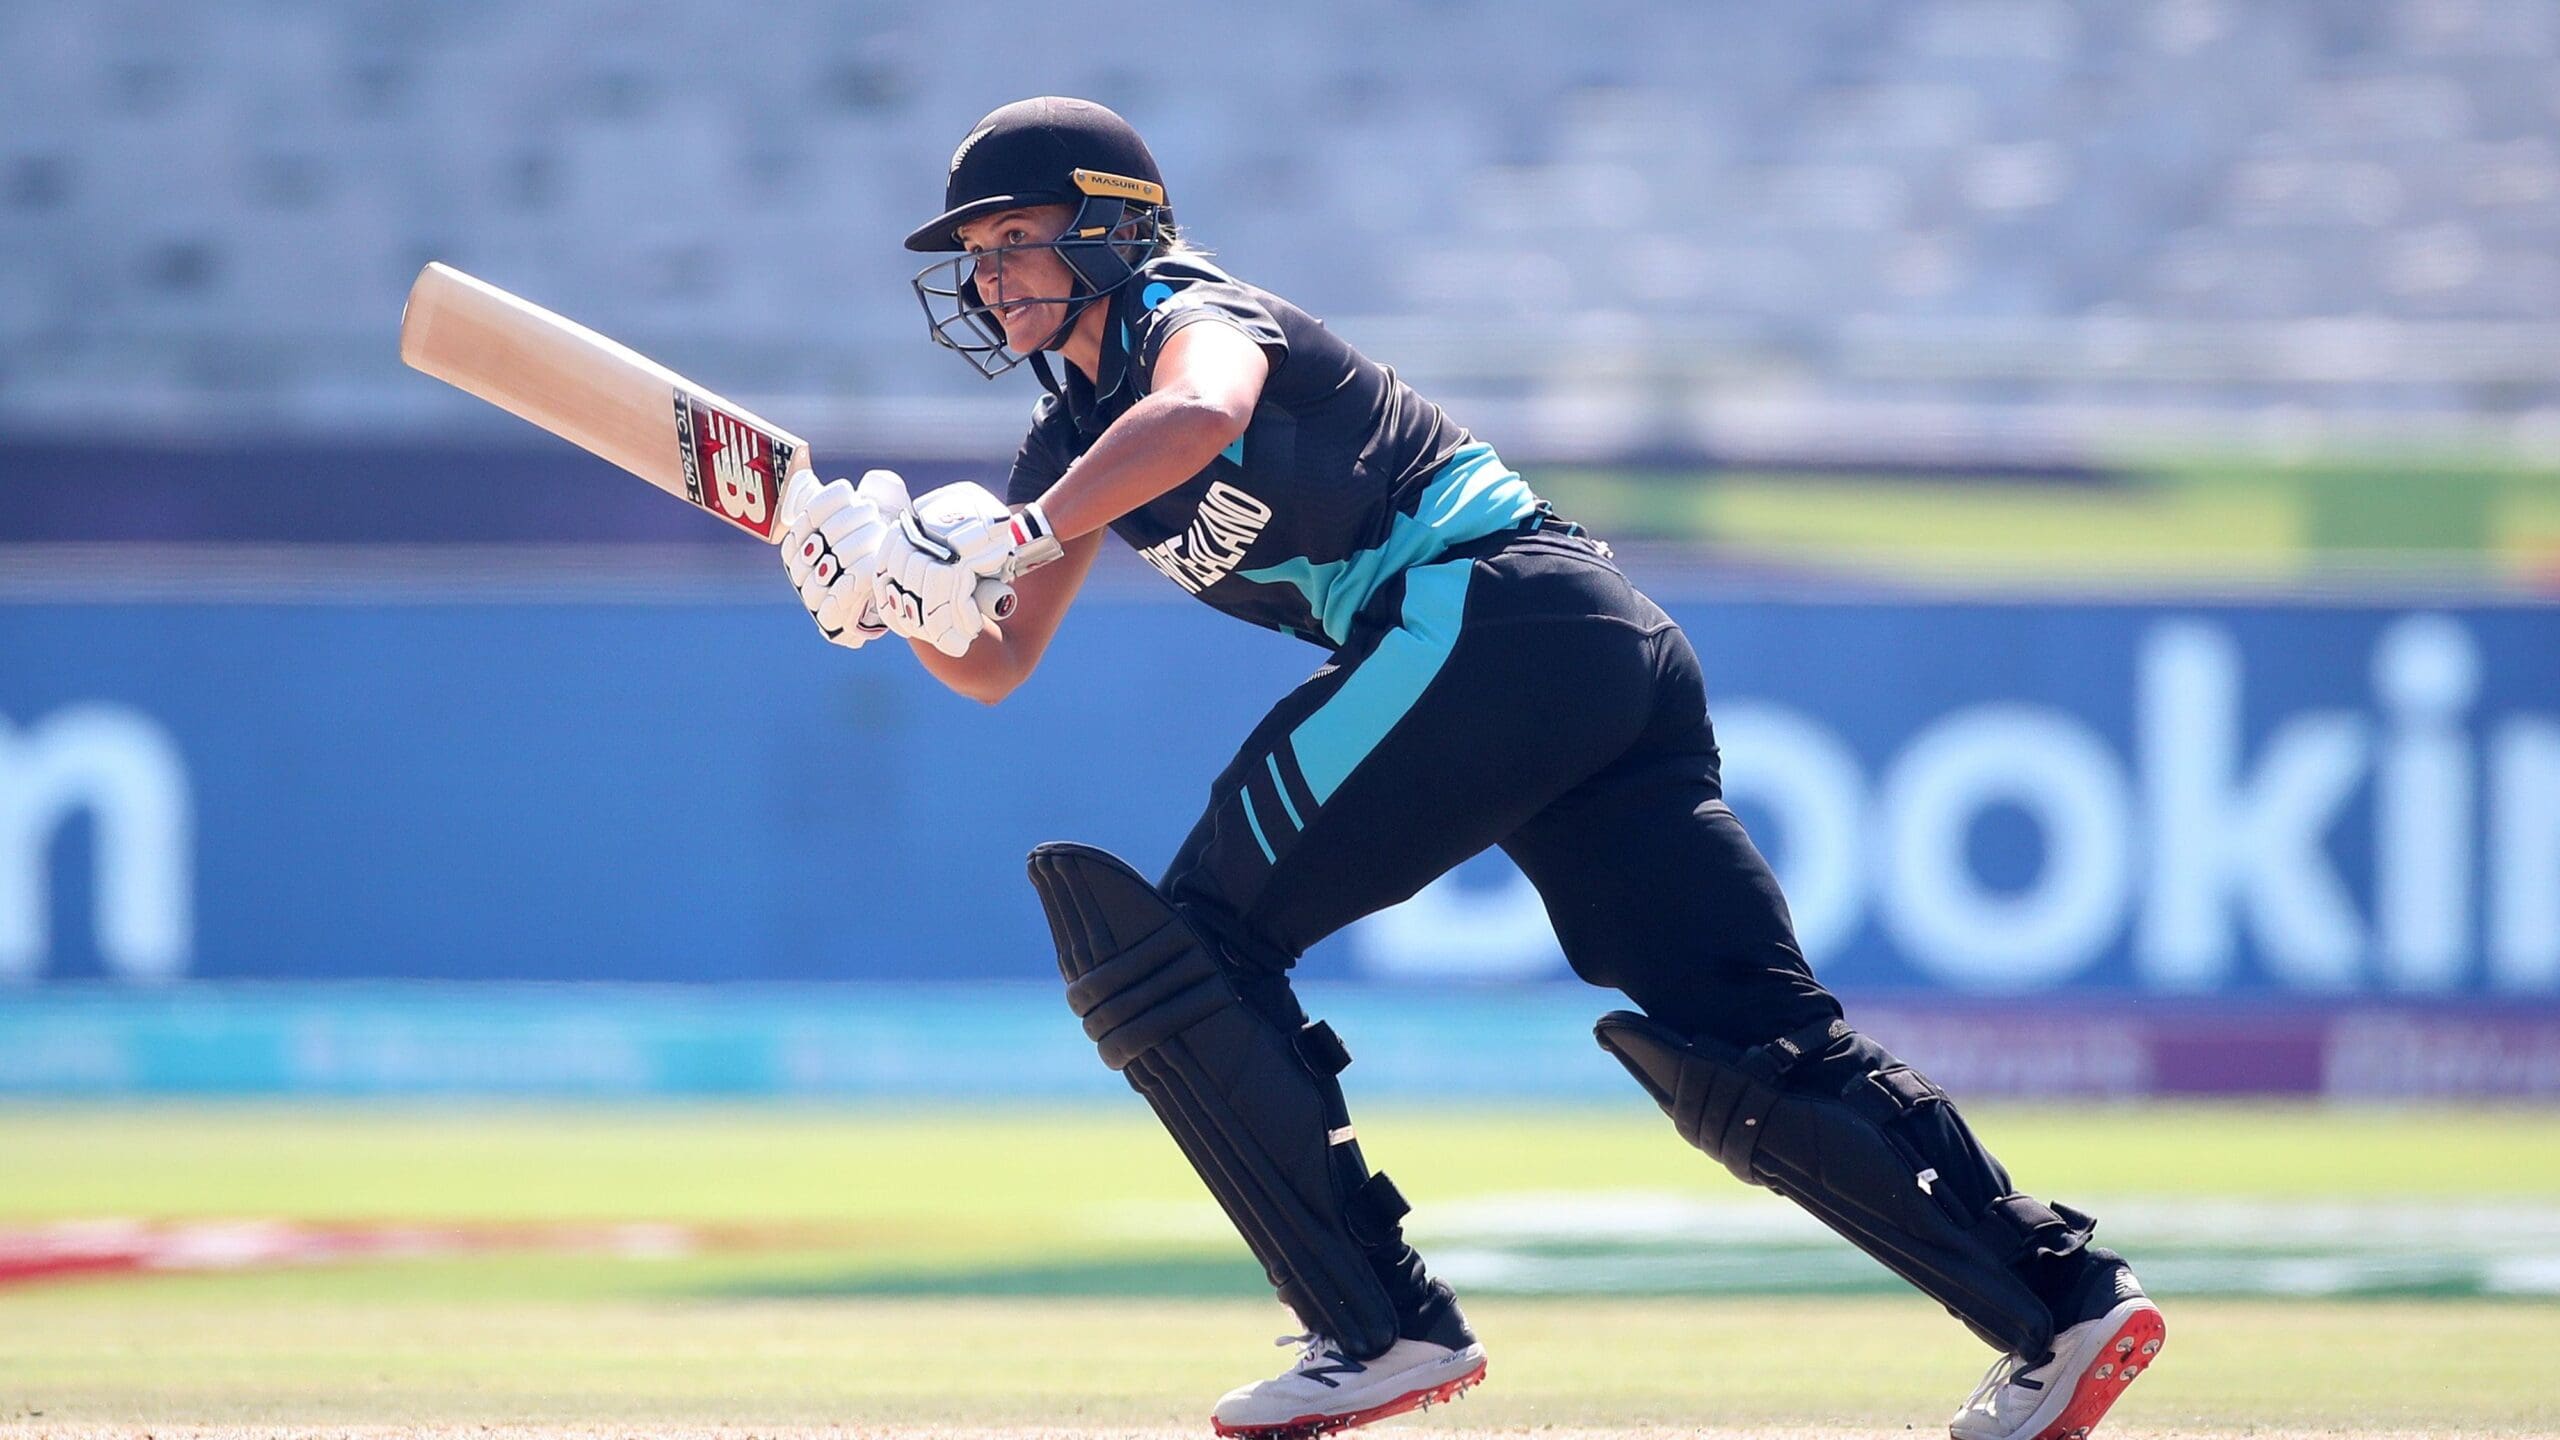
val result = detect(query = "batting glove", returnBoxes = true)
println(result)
[779,469,909,649]
[871,482,1043,658]
[904,481,1068,583]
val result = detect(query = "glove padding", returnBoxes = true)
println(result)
[871,482,1022,658]
[780,469,909,649]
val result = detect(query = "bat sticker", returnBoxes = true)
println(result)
[675,391,797,540]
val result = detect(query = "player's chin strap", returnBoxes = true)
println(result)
[1015,284,1104,405]
[1024,197,1168,399]
[1018,287,1100,400]
[1026,348,1070,402]
[1596,1010,2093,1357]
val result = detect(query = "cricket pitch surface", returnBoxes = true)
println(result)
[2,1105,2555,1438]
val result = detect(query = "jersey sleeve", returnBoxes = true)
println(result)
[1004,393,1082,508]
[1131,272,1290,378]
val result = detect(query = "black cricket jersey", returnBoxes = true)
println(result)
[1002,254,1544,647]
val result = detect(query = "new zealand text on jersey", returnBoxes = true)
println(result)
[1137,481,1274,594]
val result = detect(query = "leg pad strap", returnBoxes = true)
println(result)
[1597,1009,2081,1356]
[1032,840,1402,1356]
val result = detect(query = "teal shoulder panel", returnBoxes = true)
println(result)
[1241,443,1538,646]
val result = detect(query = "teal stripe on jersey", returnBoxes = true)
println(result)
[1264,753,1305,830]
[1241,789,1279,863]
[1287,559,1474,804]
[1239,443,1537,647]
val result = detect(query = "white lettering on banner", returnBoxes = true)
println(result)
[1348,613,2560,996]
[2491,719,2560,992]
[2137,621,2369,992]
[1882,706,2133,991]
[1714,702,1865,963]
[1350,866,1564,981]
[2374,615,2476,990]
[0,706,193,984]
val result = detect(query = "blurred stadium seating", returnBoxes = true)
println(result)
[3,0,2557,464]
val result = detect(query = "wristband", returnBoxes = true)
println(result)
[1005,502,1069,578]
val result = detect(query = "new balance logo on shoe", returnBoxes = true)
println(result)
[1213,1332,1487,1438]
[1299,1354,1367,1389]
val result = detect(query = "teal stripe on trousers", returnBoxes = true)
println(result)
[1286,558,1475,804]
[1241,789,1279,863]
[1265,753,1305,830]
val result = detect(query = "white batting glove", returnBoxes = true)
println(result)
[873,511,995,659]
[779,469,910,649]
[870,482,1050,658]
[912,482,1067,583]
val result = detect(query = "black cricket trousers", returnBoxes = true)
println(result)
[1162,524,1841,1049]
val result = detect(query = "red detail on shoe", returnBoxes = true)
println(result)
[1211,1360,1488,1440]
[2029,1306,2164,1440]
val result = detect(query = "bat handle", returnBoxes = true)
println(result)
[976,538,1066,622]
[975,575,1018,622]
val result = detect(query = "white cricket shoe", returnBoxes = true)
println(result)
[1211,1331,1488,1439]
[1950,1257,2165,1440]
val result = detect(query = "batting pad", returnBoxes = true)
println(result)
[1029,841,1404,1358]
[1597,1008,2075,1357]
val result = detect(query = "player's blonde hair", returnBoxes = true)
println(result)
[1154,218,1211,260]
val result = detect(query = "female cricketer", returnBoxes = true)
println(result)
[776,97,2165,1440]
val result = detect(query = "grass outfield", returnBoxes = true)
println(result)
[2,1103,2558,1436]
[1537,457,2560,592]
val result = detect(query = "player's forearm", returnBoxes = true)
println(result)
[1037,388,1247,540]
[902,530,1101,704]
[911,629,1028,704]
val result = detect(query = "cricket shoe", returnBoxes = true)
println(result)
[1210,1327,1487,1440]
[1950,1250,2165,1440]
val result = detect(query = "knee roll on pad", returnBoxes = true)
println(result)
[1030,841,1406,1358]
[1595,1010,2088,1356]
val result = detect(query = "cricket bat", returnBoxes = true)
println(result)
[398,261,1016,615]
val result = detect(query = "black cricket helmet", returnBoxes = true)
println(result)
[908,96,1173,378]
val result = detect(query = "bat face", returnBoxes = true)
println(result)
[399,262,811,544]
[399,261,1027,622]
[675,392,797,540]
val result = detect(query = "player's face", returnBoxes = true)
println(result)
[956,203,1081,354]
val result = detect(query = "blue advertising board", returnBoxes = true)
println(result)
[6,579,2559,1001]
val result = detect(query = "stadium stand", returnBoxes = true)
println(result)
[2,0,2556,460]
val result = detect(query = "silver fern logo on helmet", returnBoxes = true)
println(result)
[950,125,994,177]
